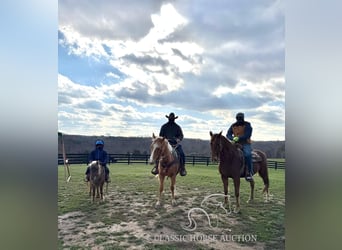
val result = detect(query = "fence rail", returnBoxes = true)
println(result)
[58,153,285,169]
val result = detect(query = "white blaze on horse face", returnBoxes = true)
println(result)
[149,141,160,163]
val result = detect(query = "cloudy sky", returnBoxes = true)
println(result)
[58,0,284,141]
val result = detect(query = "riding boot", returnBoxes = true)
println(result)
[151,165,159,175]
[245,167,254,181]
[179,164,187,176]
[105,174,111,183]
[245,175,253,181]
[84,174,89,182]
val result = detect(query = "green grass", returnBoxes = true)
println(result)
[58,163,285,249]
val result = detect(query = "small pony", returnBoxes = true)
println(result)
[88,160,106,203]
[209,131,269,212]
[149,133,180,207]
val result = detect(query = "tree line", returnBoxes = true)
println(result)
[58,134,285,159]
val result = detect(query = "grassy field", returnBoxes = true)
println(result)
[58,163,285,249]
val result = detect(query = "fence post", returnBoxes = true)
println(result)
[127,153,131,165]
[275,161,278,170]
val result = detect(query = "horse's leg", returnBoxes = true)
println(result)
[233,178,240,213]
[221,175,229,204]
[258,162,270,202]
[170,175,177,206]
[96,186,100,198]
[247,179,255,203]
[156,174,165,208]
[91,185,95,203]
[100,183,104,201]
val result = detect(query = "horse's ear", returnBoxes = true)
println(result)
[152,133,156,139]
[209,131,213,137]
[219,131,223,136]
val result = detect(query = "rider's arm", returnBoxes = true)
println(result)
[239,122,252,140]
[88,151,94,163]
[101,151,108,165]
[226,125,234,140]
[176,125,184,142]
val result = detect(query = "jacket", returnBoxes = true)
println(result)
[226,121,252,144]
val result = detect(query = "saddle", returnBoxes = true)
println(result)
[236,147,262,177]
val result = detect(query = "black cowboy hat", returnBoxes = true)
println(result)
[166,112,178,120]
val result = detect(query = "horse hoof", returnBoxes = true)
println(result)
[171,200,177,206]
[233,206,240,213]
[155,201,161,208]
[247,199,254,204]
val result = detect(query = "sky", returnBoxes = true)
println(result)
[58,0,285,141]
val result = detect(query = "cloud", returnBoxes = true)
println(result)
[58,1,285,141]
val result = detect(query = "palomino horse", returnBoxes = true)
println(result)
[88,161,106,203]
[149,133,180,207]
[209,131,269,212]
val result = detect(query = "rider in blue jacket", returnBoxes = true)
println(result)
[226,112,254,181]
[85,139,110,182]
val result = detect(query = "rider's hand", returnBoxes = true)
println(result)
[176,138,181,143]
[233,136,239,142]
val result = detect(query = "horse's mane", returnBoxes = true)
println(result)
[215,133,237,160]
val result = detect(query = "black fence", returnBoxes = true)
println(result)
[58,153,285,169]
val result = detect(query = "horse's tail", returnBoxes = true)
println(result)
[257,150,269,193]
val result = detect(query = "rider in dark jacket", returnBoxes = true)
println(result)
[151,112,187,176]
[85,139,110,182]
[226,112,254,181]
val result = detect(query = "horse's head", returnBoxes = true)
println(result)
[149,133,171,164]
[209,131,224,162]
[89,160,102,176]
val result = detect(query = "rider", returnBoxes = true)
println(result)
[84,139,110,183]
[226,112,254,181]
[151,112,187,176]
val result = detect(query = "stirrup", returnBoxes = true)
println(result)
[180,169,187,176]
[245,176,253,181]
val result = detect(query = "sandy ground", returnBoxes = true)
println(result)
[58,189,266,249]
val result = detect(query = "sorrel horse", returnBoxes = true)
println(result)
[88,161,106,203]
[209,131,269,212]
[149,133,180,207]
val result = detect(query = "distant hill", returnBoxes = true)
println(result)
[58,134,285,159]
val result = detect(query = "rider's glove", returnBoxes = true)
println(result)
[233,136,239,142]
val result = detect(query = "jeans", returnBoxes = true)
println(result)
[175,144,185,166]
[242,144,253,176]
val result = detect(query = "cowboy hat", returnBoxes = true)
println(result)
[165,112,178,120]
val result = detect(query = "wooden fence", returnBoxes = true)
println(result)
[58,153,285,169]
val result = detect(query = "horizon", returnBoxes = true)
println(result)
[58,132,285,142]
